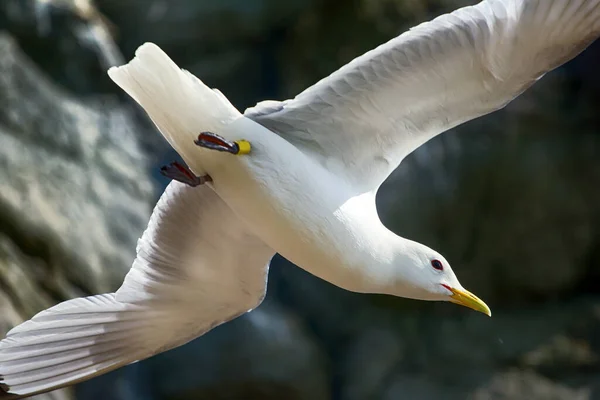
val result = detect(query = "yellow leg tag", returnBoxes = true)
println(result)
[235,140,251,155]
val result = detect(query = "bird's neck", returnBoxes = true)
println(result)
[351,231,430,299]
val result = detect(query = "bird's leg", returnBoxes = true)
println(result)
[160,161,212,187]
[194,132,251,155]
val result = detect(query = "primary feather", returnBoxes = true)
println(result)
[0,183,273,398]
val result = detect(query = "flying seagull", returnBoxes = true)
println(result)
[1,0,599,397]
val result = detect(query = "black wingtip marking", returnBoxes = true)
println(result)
[0,376,17,400]
[0,377,10,394]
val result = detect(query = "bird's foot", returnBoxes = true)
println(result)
[194,132,251,155]
[160,161,212,187]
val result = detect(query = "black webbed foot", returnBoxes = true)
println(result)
[160,161,211,187]
[195,132,251,155]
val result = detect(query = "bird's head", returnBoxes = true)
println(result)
[388,241,491,316]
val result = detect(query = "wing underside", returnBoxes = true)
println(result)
[0,182,274,398]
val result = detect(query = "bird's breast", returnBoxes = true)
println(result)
[207,117,386,291]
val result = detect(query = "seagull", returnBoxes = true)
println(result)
[1,0,599,397]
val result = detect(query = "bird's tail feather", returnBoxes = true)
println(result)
[107,43,241,174]
[0,294,163,399]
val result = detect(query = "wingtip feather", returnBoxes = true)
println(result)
[0,377,16,400]
[0,294,153,398]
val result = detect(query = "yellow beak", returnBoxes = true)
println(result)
[446,286,491,316]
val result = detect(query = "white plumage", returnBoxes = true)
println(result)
[2,0,599,397]
[1,183,273,397]
[247,0,600,191]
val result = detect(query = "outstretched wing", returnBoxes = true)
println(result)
[246,0,600,191]
[0,182,274,398]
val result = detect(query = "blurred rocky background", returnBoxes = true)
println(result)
[0,0,599,399]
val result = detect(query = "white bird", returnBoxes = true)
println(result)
[1,0,599,397]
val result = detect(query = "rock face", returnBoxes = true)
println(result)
[0,30,155,400]
[1,0,600,400]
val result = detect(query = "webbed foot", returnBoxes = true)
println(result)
[194,132,251,155]
[160,161,212,187]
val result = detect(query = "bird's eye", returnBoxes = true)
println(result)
[431,259,444,271]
